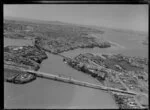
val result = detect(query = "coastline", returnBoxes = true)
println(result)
[62,52,148,109]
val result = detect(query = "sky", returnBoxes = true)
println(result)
[4,5,148,32]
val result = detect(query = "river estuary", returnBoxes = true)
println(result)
[4,29,148,108]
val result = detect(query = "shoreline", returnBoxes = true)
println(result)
[4,38,148,109]
[4,45,48,84]
[62,53,148,109]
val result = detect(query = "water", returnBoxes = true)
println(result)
[4,29,148,108]
[4,38,33,47]
[4,78,116,109]
[62,30,148,58]
[4,38,117,108]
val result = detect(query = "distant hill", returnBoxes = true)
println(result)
[4,16,147,36]
[4,16,71,25]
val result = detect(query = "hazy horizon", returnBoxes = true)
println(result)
[4,5,148,32]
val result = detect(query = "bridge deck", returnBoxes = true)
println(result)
[26,69,137,96]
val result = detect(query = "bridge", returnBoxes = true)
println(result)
[4,64,147,97]
[25,69,139,96]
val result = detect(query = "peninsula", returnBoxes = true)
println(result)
[4,19,113,83]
